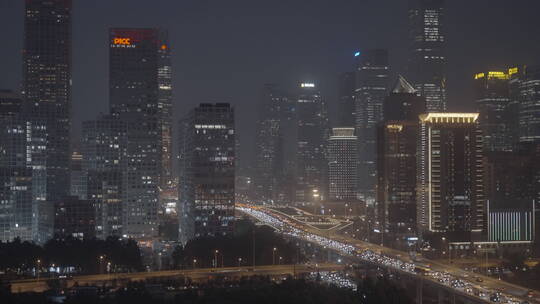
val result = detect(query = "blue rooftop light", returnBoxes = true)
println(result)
[354,51,361,57]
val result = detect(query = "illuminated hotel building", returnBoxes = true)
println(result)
[295,83,329,202]
[408,0,447,112]
[178,103,235,244]
[328,128,358,201]
[474,69,518,152]
[354,50,390,201]
[377,76,425,237]
[109,28,170,239]
[416,113,485,240]
[23,0,73,242]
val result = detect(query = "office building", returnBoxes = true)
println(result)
[417,113,485,241]
[179,103,235,244]
[82,115,127,239]
[296,83,329,202]
[474,69,518,152]
[355,50,390,201]
[408,0,447,112]
[54,196,96,240]
[109,28,170,239]
[511,65,540,144]
[253,84,286,203]
[328,128,357,201]
[23,0,73,242]
[488,200,534,242]
[377,76,426,238]
[338,72,356,126]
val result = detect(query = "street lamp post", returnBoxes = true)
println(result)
[214,250,219,268]
[238,257,242,267]
[272,247,277,265]
[36,259,41,281]
[99,255,105,274]
[193,259,197,269]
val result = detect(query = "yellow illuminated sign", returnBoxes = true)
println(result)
[474,73,485,80]
[386,124,403,132]
[419,113,479,124]
[488,71,508,80]
[113,38,132,45]
[508,67,518,76]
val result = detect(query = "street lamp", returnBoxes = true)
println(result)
[279,256,282,265]
[193,259,197,269]
[238,257,242,267]
[99,255,105,274]
[214,250,219,268]
[272,247,277,265]
[36,259,41,281]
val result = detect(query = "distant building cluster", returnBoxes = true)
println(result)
[0,0,539,252]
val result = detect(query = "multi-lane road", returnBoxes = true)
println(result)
[9,263,343,293]
[237,204,539,304]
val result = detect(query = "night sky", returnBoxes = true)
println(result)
[1,0,540,167]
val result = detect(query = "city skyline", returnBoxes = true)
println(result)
[2,0,540,166]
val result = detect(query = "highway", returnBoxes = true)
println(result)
[237,204,540,304]
[9,263,343,293]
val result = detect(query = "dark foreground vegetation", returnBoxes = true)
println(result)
[172,219,306,268]
[0,276,413,304]
[0,237,143,276]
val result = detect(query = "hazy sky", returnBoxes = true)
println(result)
[1,0,540,167]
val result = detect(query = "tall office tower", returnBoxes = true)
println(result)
[338,72,356,126]
[328,128,358,201]
[253,84,286,203]
[417,113,485,241]
[296,83,329,202]
[178,103,235,244]
[511,66,540,144]
[109,28,170,239]
[474,69,518,152]
[354,50,390,201]
[377,76,426,239]
[157,33,173,188]
[70,151,87,199]
[408,0,446,112]
[82,115,127,239]
[0,92,33,242]
[23,0,72,242]
[54,196,95,239]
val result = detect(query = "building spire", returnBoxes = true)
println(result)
[392,75,417,94]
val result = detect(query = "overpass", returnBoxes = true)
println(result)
[237,204,540,304]
[9,263,343,293]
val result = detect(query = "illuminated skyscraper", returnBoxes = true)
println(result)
[82,115,127,239]
[179,103,235,244]
[377,76,425,238]
[338,72,356,127]
[328,128,357,201]
[511,65,540,144]
[23,0,73,242]
[253,84,286,203]
[417,113,485,241]
[354,50,390,201]
[474,69,518,152]
[408,0,447,112]
[296,83,329,202]
[109,28,170,239]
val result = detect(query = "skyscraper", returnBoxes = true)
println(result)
[377,76,425,239]
[179,103,235,244]
[355,50,390,201]
[408,0,447,112]
[253,84,286,203]
[511,65,540,144]
[82,115,127,239]
[109,28,169,239]
[338,72,356,127]
[474,69,517,152]
[416,113,485,241]
[296,83,329,202]
[328,128,357,201]
[23,0,73,242]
